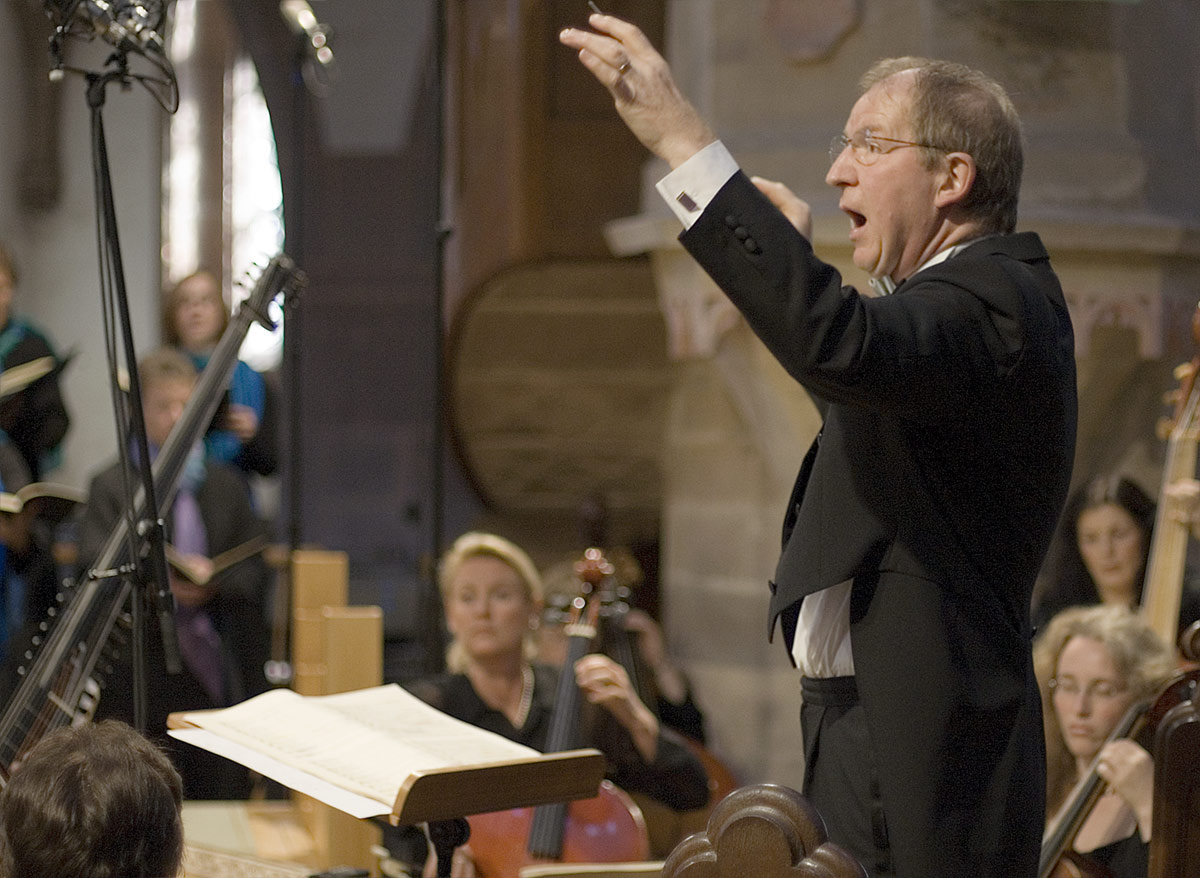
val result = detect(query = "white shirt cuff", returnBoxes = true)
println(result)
[655,141,739,230]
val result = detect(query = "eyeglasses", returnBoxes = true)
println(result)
[1048,677,1128,703]
[829,130,946,167]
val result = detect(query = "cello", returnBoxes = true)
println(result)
[583,549,740,856]
[1038,670,1200,878]
[1039,306,1200,878]
[465,551,650,877]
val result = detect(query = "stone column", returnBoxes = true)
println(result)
[607,213,820,786]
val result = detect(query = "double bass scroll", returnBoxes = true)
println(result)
[1143,301,1200,648]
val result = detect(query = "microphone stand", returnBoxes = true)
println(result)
[82,56,180,734]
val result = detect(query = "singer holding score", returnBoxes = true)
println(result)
[78,349,270,800]
[561,12,1076,878]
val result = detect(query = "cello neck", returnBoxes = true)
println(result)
[1142,423,1197,645]
[526,596,598,860]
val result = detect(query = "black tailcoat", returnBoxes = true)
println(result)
[679,171,1077,878]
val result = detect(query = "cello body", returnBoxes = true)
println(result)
[467,780,650,878]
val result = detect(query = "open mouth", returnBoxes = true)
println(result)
[844,208,866,231]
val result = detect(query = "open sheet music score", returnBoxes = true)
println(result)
[0,355,62,399]
[164,534,270,585]
[0,480,85,520]
[169,684,605,824]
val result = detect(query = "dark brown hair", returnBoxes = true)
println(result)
[0,721,184,878]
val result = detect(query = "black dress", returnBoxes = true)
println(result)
[407,666,709,811]
[1084,832,1147,878]
[384,665,711,872]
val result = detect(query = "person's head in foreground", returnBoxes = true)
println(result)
[0,720,184,878]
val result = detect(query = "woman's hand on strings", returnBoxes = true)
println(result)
[575,653,660,762]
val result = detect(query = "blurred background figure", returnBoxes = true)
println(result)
[0,438,63,669]
[0,241,70,482]
[1033,604,1178,878]
[79,348,270,799]
[1033,474,1200,636]
[163,270,277,491]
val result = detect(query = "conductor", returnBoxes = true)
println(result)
[561,13,1077,878]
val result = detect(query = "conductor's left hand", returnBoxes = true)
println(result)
[559,13,715,169]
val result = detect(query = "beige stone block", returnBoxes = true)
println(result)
[663,500,775,580]
[663,443,766,504]
[322,606,383,693]
[291,550,349,612]
[292,609,325,669]
[666,586,772,665]
[666,359,741,423]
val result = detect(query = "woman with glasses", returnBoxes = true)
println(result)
[1033,604,1177,878]
[163,270,278,483]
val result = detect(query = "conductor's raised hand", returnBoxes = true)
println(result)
[559,13,715,169]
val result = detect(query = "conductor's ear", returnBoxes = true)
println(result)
[934,152,976,209]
